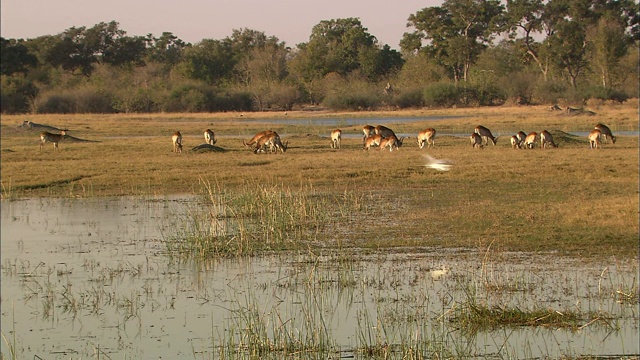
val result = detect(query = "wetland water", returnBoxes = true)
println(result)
[1,197,638,359]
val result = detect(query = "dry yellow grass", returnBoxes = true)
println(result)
[1,103,638,258]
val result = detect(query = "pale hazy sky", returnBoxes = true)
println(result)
[1,0,442,49]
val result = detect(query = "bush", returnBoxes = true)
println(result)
[391,88,424,109]
[322,90,381,111]
[423,82,459,107]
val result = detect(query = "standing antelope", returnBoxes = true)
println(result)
[516,131,527,148]
[364,134,383,150]
[524,132,538,149]
[594,124,616,144]
[362,125,375,144]
[510,135,519,149]
[540,130,557,149]
[243,130,275,151]
[374,125,397,138]
[255,131,287,154]
[470,133,484,149]
[588,129,602,149]
[474,125,498,146]
[39,130,67,152]
[172,131,183,153]
[330,129,342,149]
[379,135,404,152]
[417,128,436,149]
[204,129,216,145]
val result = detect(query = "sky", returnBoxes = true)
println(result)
[1,0,442,49]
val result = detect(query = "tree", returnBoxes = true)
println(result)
[403,0,505,83]
[146,32,189,67]
[588,16,630,88]
[177,39,237,85]
[1,38,38,76]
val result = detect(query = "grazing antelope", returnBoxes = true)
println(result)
[204,129,216,145]
[594,124,616,144]
[362,125,376,144]
[172,131,183,153]
[588,129,602,149]
[374,125,397,138]
[470,133,484,149]
[510,135,519,149]
[474,125,498,146]
[540,130,557,149]
[39,130,67,152]
[379,135,404,152]
[243,130,275,151]
[255,131,287,154]
[330,129,342,149]
[417,128,436,149]
[524,132,538,149]
[516,131,527,148]
[364,134,383,150]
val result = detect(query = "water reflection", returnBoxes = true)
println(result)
[1,198,638,359]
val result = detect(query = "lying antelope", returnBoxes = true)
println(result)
[40,130,67,152]
[516,131,527,148]
[364,134,383,150]
[470,133,484,149]
[374,125,397,138]
[243,130,275,151]
[330,129,342,149]
[204,129,216,145]
[524,132,538,149]
[172,131,183,153]
[594,123,616,144]
[362,125,375,144]
[417,128,436,149]
[474,125,498,146]
[380,135,404,152]
[540,130,557,149]
[588,129,602,149]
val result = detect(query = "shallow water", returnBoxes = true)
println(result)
[1,197,638,359]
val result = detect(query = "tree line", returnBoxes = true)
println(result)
[1,0,638,114]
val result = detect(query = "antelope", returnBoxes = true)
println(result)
[374,125,397,138]
[255,131,287,154]
[330,129,342,149]
[364,134,383,150]
[39,130,67,152]
[474,125,498,146]
[516,131,527,148]
[510,135,519,149]
[204,129,216,145]
[243,130,275,151]
[540,130,557,149]
[172,131,183,153]
[379,135,404,152]
[362,125,375,144]
[470,133,484,149]
[417,128,436,149]
[588,129,602,149]
[524,132,538,149]
[594,124,616,144]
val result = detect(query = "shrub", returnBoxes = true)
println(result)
[423,82,459,107]
[322,90,381,111]
[391,88,424,109]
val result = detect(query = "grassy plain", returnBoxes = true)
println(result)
[1,103,638,259]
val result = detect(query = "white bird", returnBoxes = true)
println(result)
[422,154,452,171]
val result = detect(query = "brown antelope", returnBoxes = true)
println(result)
[524,132,538,149]
[256,132,287,154]
[204,129,216,145]
[516,131,527,148]
[470,133,484,149]
[172,131,183,153]
[474,125,498,146]
[39,130,67,152]
[379,135,404,152]
[243,130,275,151]
[540,130,557,149]
[594,124,616,144]
[374,125,397,138]
[362,125,375,144]
[330,129,342,149]
[588,129,602,149]
[510,135,519,149]
[364,134,383,150]
[417,128,436,149]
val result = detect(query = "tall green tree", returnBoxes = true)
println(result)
[588,15,630,88]
[177,39,236,85]
[1,38,38,76]
[402,0,505,82]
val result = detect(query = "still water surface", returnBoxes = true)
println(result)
[1,197,638,359]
